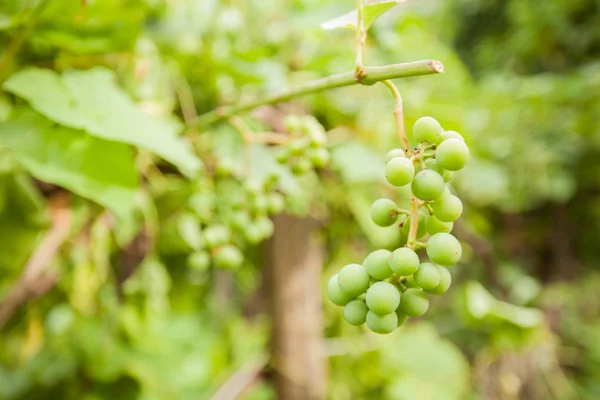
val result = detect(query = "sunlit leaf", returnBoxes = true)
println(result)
[320,1,400,31]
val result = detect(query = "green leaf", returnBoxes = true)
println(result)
[0,112,139,217]
[3,68,202,177]
[321,1,399,31]
[331,141,385,184]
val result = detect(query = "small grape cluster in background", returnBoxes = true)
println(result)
[276,115,331,175]
[327,116,469,334]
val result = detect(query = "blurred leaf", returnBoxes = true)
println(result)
[320,10,356,31]
[331,141,384,184]
[321,1,399,31]
[0,112,139,217]
[4,68,202,177]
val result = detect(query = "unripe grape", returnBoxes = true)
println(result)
[426,233,462,266]
[370,198,398,227]
[437,130,464,144]
[276,149,289,164]
[255,215,274,238]
[425,215,454,235]
[414,262,441,290]
[424,159,445,176]
[309,147,330,168]
[244,223,264,245]
[213,244,244,269]
[267,192,285,214]
[188,251,210,271]
[413,116,442,144]
[363,249,393,280]
[398,288,429,317]
[289,139,308,156]
[366,310,398,334]
[385,157,415,187]
[412,170,445,201]
[204,225,231,248]
[436,138,469,171]
[337,264,370,297]
[344,300,368,325]
[396,310,409,327]
[385,148,407,163]
[327,274,353,306]
[389,247,419,276]
[404,274,420,289]
[432,193,463,222]
[366,281,401,315]
[426,266,452,295]
[252,194,269,214]
[291,157,312,175]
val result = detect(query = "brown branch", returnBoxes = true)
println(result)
[0,193,72,329]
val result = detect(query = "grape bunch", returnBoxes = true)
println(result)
[327,116,469,334]
[276,115,331,174]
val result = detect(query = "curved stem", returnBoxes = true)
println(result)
[407,197,420,249]
[381,79,411,155]
[193,60,444,128]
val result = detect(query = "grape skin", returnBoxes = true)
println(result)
[432,193,463,222]
[414,262,441,290]
[426,233,462,266]
[370,198,399,227]
[425,214,454,235]
[385,157,415,187]
[366,310,398,334]
[337,264,370,297]
[436,138,469,171]
[412,170,445,201]
[425,266,452,295]
[327,274,353,306]
[366,281,401,315]
[363,249,394,280]
[389,247,420,276]
[413,116,442,144]
[344,300,368,325]
[398,288,429,317]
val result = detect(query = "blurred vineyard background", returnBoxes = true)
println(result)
[1,0,600,399]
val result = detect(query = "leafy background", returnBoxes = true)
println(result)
[1,0,599,399]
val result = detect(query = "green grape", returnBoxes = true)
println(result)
[413,116,442,144]
[437,130,464,144]
[389,247,420,276]
[245,180,263,195]
[396,309,409,327]
[427,233,462,266]
[252,194,269,214]
[424,158,445,176]
[230,211,251,230]
[276,149,289,164]
[426,266,452,295]
[337,264,370,297]
[398,288,429,317]
[370,198,398,227]
[214,244,244,269]
[256,215,274,238]
[385,157,415,187]
[327,274,353,306]
[203,225,231,248]
[289,139,308,156]
[365,281,401,315]
[291,157,312,175]
[432,193,463,222]
[411,170,445,201]
[308,128,327,147]
[425,215,454,235]
[267,192,285,214]
[404,274,421,289]
[344,300,368,326]
[436,138,469,171]
[188,251,210,271]
[309,147,330,168]
[363,249,393,280]
[244,223,264,244]
[366,311,398,334]
[385,148,407,163]
[414,262,441,290]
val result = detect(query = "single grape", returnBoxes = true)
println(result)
[344,300,369,326]
[413,116,442,144]
[398,288,430,317]
[385,157,415,187]
[370,198,398,227]
[366,281,401,315]
[188,251,210,271]
[267,192,286,214]
[432,193,463,222]
[291,157,312,175]
[424,158,445,176]
[363,249,394,280]
[425,215,454,235]
[366,311,398,334]
[426,233,462,266]
[437,130,464,144]
[252,194,269,214]
[327,274,353,306]
[426,266,452,295]
[276,149,289,164]
[389,247,420,276]
[213,244,244,269]
[309,147,330,168]
[436,138,469,171]
[412,170,445,201]
[288,139,309,156]
[337,264,370,297]
[414,262,441,290]
[203,225,231,248]
[396,309,409,327]
[385,148,407,163]
[256,215,275,238]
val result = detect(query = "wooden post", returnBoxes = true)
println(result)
[267,214,326,400]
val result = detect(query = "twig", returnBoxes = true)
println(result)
[0,193,72,329]
[407,197,419,249]
[355,0,366,79]
[208,354,269,400]
[194,60,444,128]
[176,74,199,125]
[381,79,410,155]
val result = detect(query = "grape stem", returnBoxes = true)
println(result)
[381,79,411,155]
[193,60,444,128]
[355,0,366,80]
[407,196,420,249]
[423,203,435,215]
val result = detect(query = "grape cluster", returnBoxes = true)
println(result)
[327,116,469,334]
[276,115,330,174]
